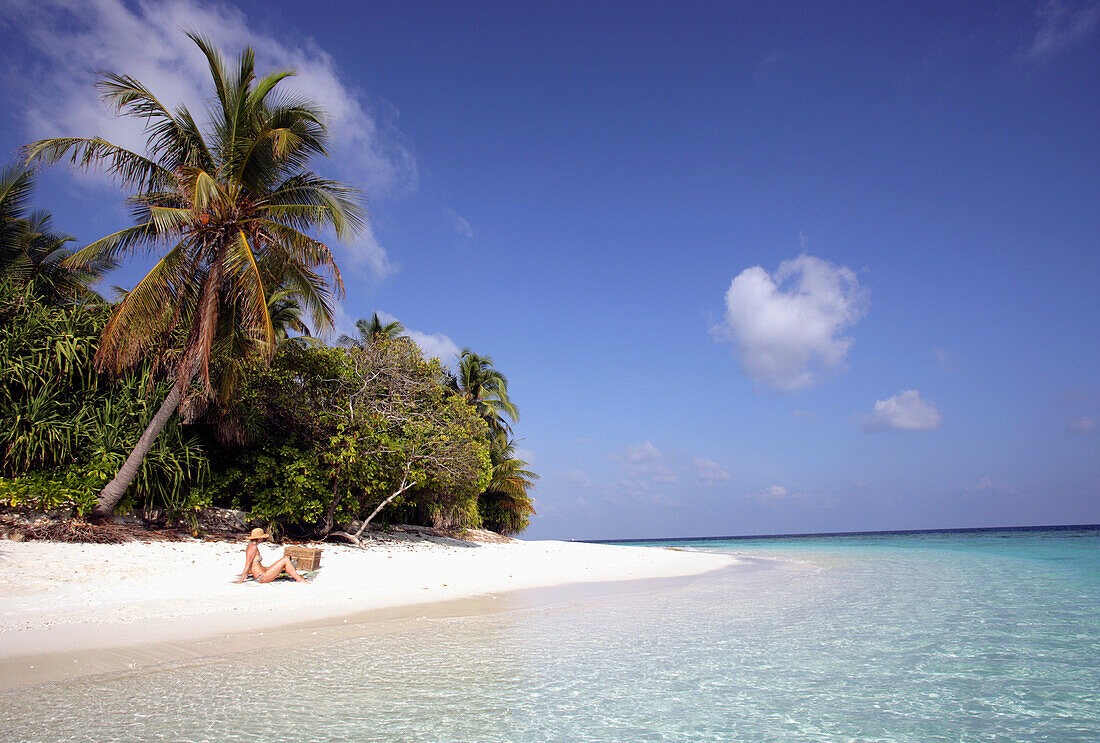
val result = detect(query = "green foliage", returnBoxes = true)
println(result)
[338,312,405,348]
[205,443,331,533]
[0,466,104,516]
[478,491,535,536]
[199,337,495,535]
[0,283,209,515]
[478,434,538,535]
[0,163,113,304]
[454,349,519,437]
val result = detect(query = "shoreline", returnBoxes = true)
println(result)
[0,537,738,689]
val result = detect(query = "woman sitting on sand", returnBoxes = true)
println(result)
[234,528,307,584]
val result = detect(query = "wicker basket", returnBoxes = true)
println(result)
[283,545,322,570]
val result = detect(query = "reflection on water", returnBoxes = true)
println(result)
[4,529,1098,742]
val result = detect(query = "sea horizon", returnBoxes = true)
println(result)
[593,522,1100,544]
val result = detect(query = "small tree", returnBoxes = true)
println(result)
[324,337,490,545]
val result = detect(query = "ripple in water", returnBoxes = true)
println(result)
[5,529,1098,742]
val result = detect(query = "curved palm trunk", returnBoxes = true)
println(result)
[93,378,190,517]
[94,243,225,518]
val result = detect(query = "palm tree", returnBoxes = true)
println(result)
[338,312,404,348]
[479,433,538,535]
[23,34,363,516]
[0,163,113,303]
[267,287,314,346]
[454,349,519,436]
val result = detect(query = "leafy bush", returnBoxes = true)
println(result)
[0,283,209,516]
[0,467,102,515]
[204,443,333,535]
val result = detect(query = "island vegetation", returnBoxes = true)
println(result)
[0,35,537,540]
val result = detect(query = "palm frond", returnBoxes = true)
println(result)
[21,137,171,192]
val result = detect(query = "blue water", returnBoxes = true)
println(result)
[4,528,1099,742]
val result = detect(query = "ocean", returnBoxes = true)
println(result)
[5,527,1098,742]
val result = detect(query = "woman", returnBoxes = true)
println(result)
[234,528,308,583]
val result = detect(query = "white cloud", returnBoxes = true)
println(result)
[746,484,834,508]
[746,485,788,503]
[1067,416,1096,433]
[406,330,460,366]
[342,223,398,281]
[716,254,868,391]
[863,390,943,432]
[0,0,418,196]
[622,441,660,464]
[374,311,459,366]
[614,442,678,484]
[693,458,731,486]
[444,207,474,239]
[1026,0,1100,60]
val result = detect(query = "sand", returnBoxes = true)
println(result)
[0,536,735,688]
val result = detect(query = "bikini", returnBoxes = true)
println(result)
[249,548,266,579]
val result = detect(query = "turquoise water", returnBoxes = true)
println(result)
[5,528,1099,742]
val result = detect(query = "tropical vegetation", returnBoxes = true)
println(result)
[23,33,361,516]
[0,33,536,538]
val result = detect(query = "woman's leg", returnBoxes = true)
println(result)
[259,556,307,583]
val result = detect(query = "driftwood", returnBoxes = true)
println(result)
[327,469,414,548]
[21,519,132,543]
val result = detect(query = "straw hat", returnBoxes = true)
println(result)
[246,528,270,541]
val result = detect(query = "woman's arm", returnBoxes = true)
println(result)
[234,543,256,582]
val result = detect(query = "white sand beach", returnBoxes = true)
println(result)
[0,535,735,688]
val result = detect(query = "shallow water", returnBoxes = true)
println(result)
[4,528,1099,742]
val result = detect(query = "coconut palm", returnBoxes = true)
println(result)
[479,433,537,535]
[454,349,519,436]
[338,312,404,348]
[267,287,314,346]
[0,163,113,303]
[23,34,363,515]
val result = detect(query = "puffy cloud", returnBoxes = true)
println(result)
[716,254,868,391]
[375,311,459,366]
[338,309,458,365]
[405,330,460,366]
[1067,416,1096,433]
[693,458,731,486]
[444,208,474,239]
[863,390,943,432]
[0,0,418,198]
[1026,0,1100,60]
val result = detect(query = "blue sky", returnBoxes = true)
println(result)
[1,1,1097,539]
